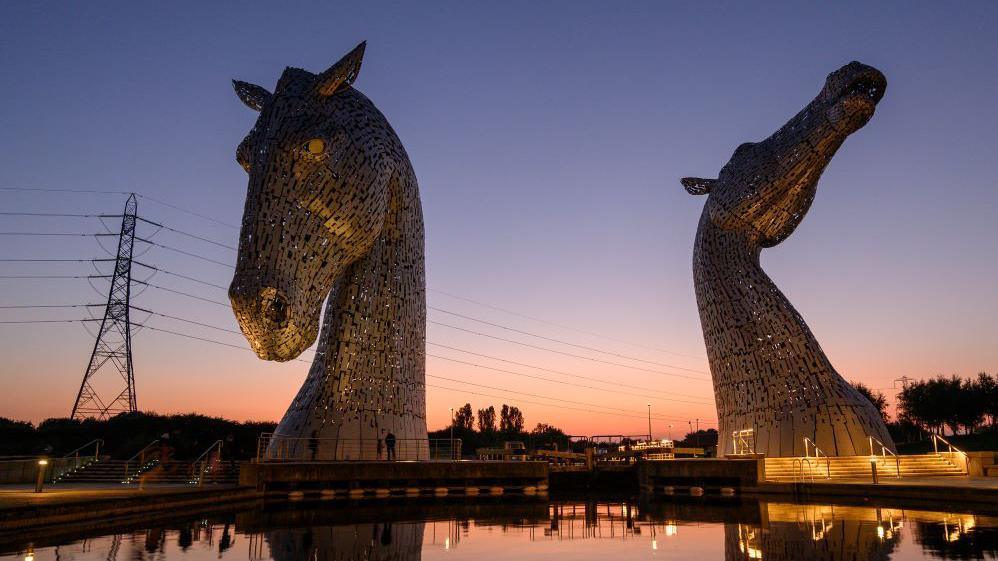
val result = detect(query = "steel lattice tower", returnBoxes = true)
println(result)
[71,193,138,420]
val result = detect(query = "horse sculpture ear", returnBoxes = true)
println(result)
[681,177,716,196]
[232,80,272,112]
[316,41,366,96]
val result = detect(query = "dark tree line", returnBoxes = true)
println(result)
[429,403,568,455]
[852,372,997,442]
[0,412,276,459]
[897,373,997,435]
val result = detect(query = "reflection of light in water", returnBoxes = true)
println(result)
[665,524,678,537]
[444,537,450,550]
[738,524,762,559]
[651,539,657,550]
[943,515,976,543]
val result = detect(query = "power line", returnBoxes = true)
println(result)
[132,261,229,290]
[0,187,240,229]
[132,279,230,307]
[0,232,104,237]
[430,287,707,361]
[136,217,237,251]
[134,237,233,268]
[0,212,119,218]
[427,341,708,400]
[430,306,706,373]
[0,258,102,263]
[0,318,88,324]
[0,274,109,279]
[133,193,239,230]
[0,304,100,309]
[134,320,706,422]
[430,320,710,381]
[427,352,710,405]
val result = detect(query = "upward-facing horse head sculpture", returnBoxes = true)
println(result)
[684,62,895,457]
[229,43,427,458]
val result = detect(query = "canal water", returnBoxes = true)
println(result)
[3,498,995,560]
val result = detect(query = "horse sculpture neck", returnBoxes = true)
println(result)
[693,214,892,457]
[276,156,427,458]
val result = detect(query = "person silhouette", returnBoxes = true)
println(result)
[385,431,396,461]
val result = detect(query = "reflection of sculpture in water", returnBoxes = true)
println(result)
[683,62,895,456]
[228,42,428,459]
[267,522,425,561]
[725,515,900,561]
[913,516,998,559]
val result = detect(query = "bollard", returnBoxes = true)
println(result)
[689,486,704,496]
[720,487,736,496]
[870,458,879,484]
[34,459,49,493]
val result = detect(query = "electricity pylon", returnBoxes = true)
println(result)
[71,193,138,420]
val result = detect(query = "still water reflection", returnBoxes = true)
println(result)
[3,499,995,561]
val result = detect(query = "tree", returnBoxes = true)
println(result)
[476,406,496,433]
[453,403,474,430]
[499,404,525,434]
[528,423,569,450]
[852,382,889,423]
[975,372,997,428]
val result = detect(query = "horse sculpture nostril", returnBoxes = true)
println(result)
[259,287,289,326]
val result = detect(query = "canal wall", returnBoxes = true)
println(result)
[240,460,549,496]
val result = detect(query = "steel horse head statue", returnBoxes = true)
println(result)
[684,62,895,457]
[229,42,427,459]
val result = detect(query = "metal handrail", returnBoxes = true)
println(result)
[256,433,463,462]
[62,438,103,460]
[932,434,968,459]
[190,440,223,487]
[792,458,814,483]
[123,439,160,479]
[868,435,900,478]
[802,437,831,479]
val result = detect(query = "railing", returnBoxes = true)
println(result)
[256,433,462,462]
[731,429,755,455]
[122,439,160,483]
[868,435,901,478]
[932,434,968,458]
[62,438,103,461]
[190,440,223,487]
[802,437,831,479]
[792,458,815,483]
[932,434,969,474]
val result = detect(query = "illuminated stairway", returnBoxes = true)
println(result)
[54,458,239,485]
[764,454,965,482]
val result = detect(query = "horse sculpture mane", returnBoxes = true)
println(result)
[228,43,427,459]
[684,61,895,457]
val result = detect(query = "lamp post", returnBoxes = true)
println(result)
[647,404,652,441]
[668,424,674,441]
[449,407,455,441]
[34,458,48,493]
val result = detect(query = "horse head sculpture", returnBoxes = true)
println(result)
[229,43,427,457]
[684,62,894,457]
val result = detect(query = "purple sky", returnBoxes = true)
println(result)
[0,2,995,434]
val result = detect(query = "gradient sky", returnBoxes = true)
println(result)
[0,2,996,437]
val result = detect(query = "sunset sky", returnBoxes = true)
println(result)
[0,2,996,437]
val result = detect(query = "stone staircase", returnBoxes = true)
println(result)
[53,458,239,486]
[764,454,965,482]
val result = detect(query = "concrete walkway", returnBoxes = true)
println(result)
[0,483,243,510]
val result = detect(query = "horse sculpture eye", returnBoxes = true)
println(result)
[303,138,326,156]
